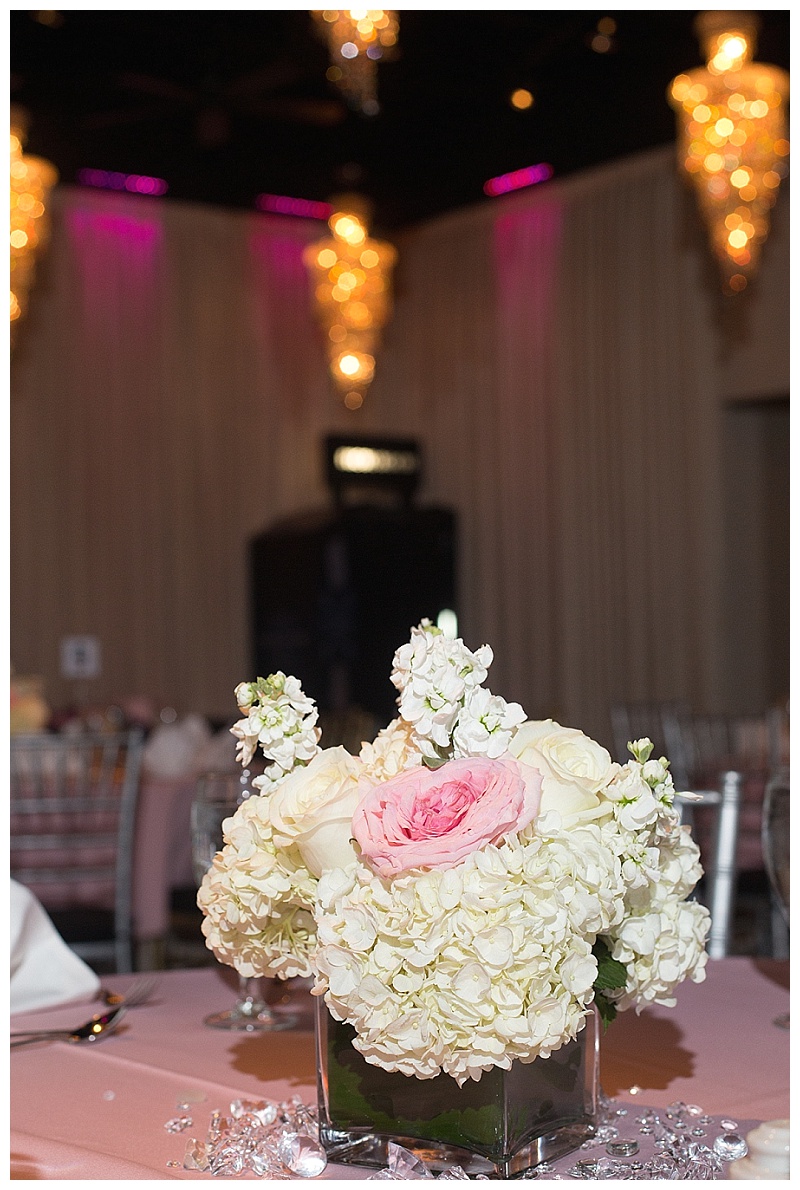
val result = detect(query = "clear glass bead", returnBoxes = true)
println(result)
[713,1133,748,1161]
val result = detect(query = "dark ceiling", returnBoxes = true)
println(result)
[10,8,791,233]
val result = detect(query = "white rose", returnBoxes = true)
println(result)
[510,720,614,825]
[268,746,363,877]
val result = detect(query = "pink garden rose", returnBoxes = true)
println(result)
[351,755,542,877]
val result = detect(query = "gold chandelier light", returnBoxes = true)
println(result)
[313,10,398,114]
[10,108,58,345]
[668,11,789,295]
[303,196,396,410]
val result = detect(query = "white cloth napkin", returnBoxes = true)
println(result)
[10,880,100,1014]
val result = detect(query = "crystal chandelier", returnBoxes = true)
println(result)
[303,195,396,410]
[10,108,58,345]
[313,9,398,114]
[668,11,789,295]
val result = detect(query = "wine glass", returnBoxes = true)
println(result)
[192,770,295,1031]
[762,767,789,1028]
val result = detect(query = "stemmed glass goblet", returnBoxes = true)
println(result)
[762,767,789,1029]
[192,770,295,1031]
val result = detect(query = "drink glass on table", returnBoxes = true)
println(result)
[192,770,295,1031]
[762,767,789,1029]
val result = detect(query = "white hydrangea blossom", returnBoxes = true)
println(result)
[197,793,319,979]
[230,672,321,784]
[313,822,624,1084]
[605,897,710,1012]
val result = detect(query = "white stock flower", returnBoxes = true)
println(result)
[642,757,670,786]
[390,620,491,696]
[229,671,321,779]
[390,621,494,760]
[230,718,260,767]
[605,766,660,832]
[452,687,526,759]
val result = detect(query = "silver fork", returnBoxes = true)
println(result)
[11,1004,128,1048]
[100,974,158,1008]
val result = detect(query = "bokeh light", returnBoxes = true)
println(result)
[313,10,398,113]
[303,200,397,410]
[10,114,58,343]
[484,163,553,197]
[78,168,168,196]
[256,193,331,219]
[668,13,789,294]
[510,89,534,110]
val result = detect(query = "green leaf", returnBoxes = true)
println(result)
[594,993,618,1032]
[592,938,628,992]
[591,938,626,1033]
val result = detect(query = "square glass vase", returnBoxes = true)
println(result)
[315,999,599,1178]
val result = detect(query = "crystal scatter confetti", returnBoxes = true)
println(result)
[276,1133,328,1177]
[230,1097,278,1126]
[183,1139,210,1171]
[163,1092,749,1179]
[364,1142,488,1179]
[563,1094,731,1180]
[713,1133,749,1160]
[606,1140,639,1157]
[167,1095,324,1178]
[164,1117,193,1132]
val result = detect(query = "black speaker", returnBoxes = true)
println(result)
[250,504,457,723]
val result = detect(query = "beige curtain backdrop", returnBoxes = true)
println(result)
[10,147,789,746]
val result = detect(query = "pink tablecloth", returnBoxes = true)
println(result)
[10,959,789,1179]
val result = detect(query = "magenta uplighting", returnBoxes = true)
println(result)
[483,163,554,197]
[256,194,332,220]
[77,169,168,196]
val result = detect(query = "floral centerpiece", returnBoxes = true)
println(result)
[198,621,710,1176]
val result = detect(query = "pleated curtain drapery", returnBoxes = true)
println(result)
[11,148,762,745]
[376,148,725,743]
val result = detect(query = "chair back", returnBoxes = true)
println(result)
[610,701,690,775]
[766,702,790,774]
[663,710,771,786]
[10,730,144,973]
[664,709,777,877]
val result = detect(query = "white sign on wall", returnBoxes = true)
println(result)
[60,635,102,680]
